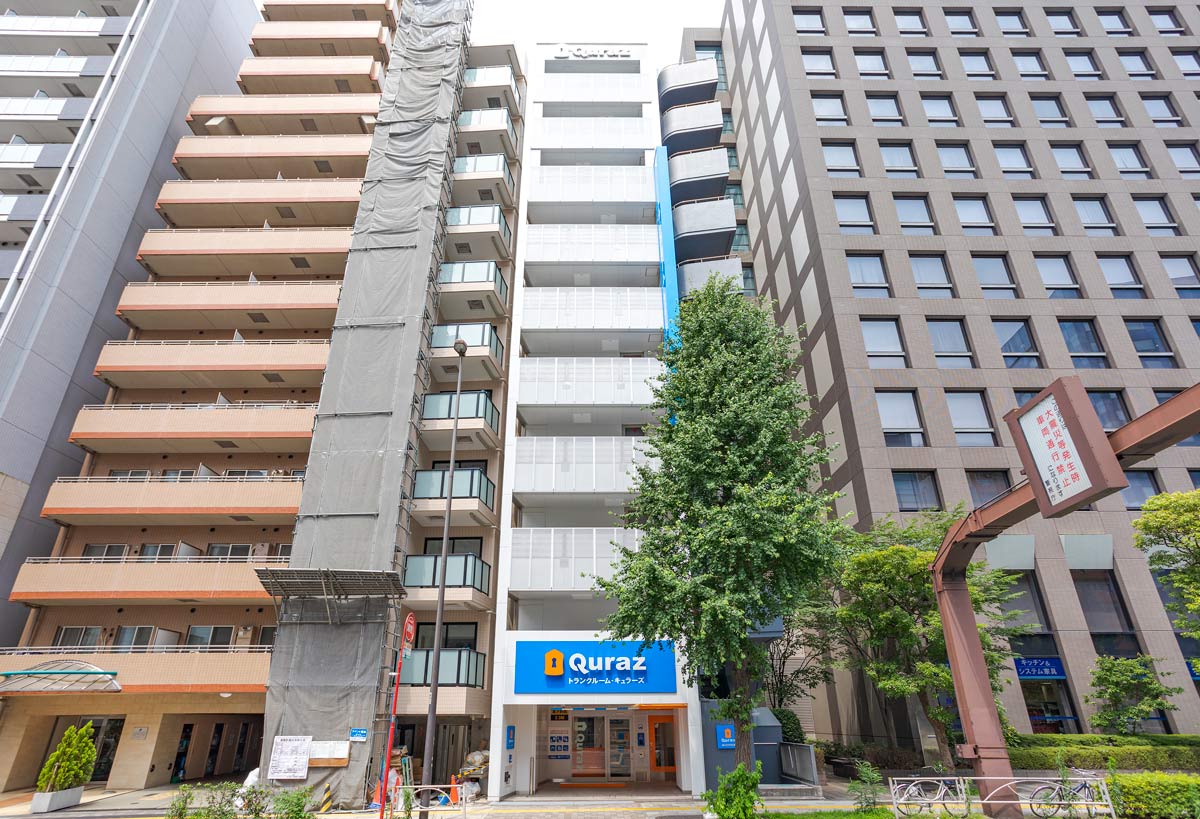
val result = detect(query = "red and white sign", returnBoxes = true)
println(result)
[401,613,416,659]
[1016,393,1091,506]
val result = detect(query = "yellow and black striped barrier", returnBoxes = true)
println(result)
[318,783,332,814]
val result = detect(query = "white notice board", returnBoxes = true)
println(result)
[267,735,312,780]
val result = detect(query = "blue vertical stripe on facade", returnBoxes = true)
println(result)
[653,146,679,340]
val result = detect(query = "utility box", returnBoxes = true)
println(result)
[699,701,783,790]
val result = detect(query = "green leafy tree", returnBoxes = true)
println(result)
[1086,655,1182,735]
[36,721,97,792]
[764,608,834,711]
[599,277,842,768]
[703,762,763,819]
[1133,490,1200,646]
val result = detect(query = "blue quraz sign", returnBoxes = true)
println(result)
[1015,657,1067,679]
[513,640,677,694]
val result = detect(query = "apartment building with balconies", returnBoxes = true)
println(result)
[0,1,260,659]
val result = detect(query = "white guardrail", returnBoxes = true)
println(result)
[889,773,1114,817]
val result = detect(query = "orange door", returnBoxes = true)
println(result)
[648,715,676,773]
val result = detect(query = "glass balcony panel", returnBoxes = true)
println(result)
[398,648,486,686]
[421,390,500,431]
[402,554,491,593]
[412,468,496,508]
[437,261,509,303]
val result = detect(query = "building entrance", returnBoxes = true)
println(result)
[536,707,680,788]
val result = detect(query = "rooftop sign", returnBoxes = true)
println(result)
[554,45,633,60]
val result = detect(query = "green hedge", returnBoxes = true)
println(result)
[1109,773,1200,819]
[1010,746,1200,771]
[1014,734,1200,748]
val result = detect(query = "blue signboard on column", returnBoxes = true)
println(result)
[505,725,515,750]
[513,640,677,694]
[715,723,736,750]
[1014,657,1066,679]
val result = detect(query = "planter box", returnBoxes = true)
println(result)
[31,787,83,813]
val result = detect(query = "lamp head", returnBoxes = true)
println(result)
[452,338,469,356]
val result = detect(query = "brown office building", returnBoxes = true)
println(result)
[677,0,1200,746]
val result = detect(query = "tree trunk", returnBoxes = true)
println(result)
[872,686,899,747]
[917,691,955,769]
[730,664,755,770]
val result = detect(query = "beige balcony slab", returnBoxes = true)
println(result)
[93,340,330,389]
[69,403,317,454]
[251,21,390,62]
[392,684,489,717]
[261,0,398,27]
[0,647,271,694]
[402,587,492,611]
[237,56,382,95]
[137,228,351,278]
[408,497,498,529]
[418,417,500,452]
[116,281,340,330]
[10,557,287,605]
[186,94,379,137]
[174,134,370,180]
[429,345,503,383]
[156,178,362,229]
[41,476,303,526]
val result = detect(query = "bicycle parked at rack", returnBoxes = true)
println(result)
[893,767,970,816]
[1028,768,1107,818]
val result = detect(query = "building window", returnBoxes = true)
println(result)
[881,142,919,177]
[1073,570,1140,657]
[995,143,1034,178]
[187,626,235,647]
[727,146,740,169]
[813,94,848,126]
[1066,50,1102,79]
[954,196,995,235]
[847,253,890,297]
[961,51,995,79]
[895,9,927,36]
[912,254,953,298]
[1120,50,1156,79]
[724,183,744,207]
[1163,255,1200,298]
[1013,51,1049,80]
[416,622,477,650]
[893,471,942,511]
[929,319,975,368]
[1144,94,1183,127]
[877,391,925,447]
[1014,389,1041,408]
[1060,319,1110,368]
[938,143,976,178]
[1156,390,1200,446]
[1174,50,1200,77]
[1126,319,1177,368]
[945,9,979,35]
[1099,256,1145,299]
[732,224,750,251]
[823,142,861,177]
[855,50,890,78]
[1016,197,1057,236]
[1036,255,1080,298]
[1192,470,1200,490]
[794,8,826,34]
[921,94,960,126]
[895,195,937,235]
[835,194,874,234]
[1088,95,1125,127]
[1109,143,1151,179]
[862,318,907,368]
[947,391,997,446]
[1168,143,1200,178]
[1047,10,1081,36]
[1074,197,1118,236]
[996,10,1030,36]
[721,111,734,135]
[1088,391,1130,431]
[844,8,877,35]
[1135,197,1180,236]
[977,95,1014,127]
[968,470,1011,506]
[908,50,943,79]
[742,265,756,296]
[1099,9,1133,35]
[1152,8,1186,35]
[868,94,904,126]
[1052,144,1092,179]
[1032,95,1069,127]
[1122,470,1162,510]
[695,45,727,91]
[994,319,1041,368]
[974,254,1017,297]
[803,49,836,78]
[54,626,102,647]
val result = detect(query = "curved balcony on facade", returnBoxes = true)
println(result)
[186,94,380,137]
[410,468,499,528]
[451,154,516,208]
[419,390,501,451]
[435,261,509,321]
[661,100,722,156]
[429,322,504,382]
[261,0,399,27]
[657,58,719,111]
[236,56,382,96]
[93,339,330,389]
[136,227,352,278]
[69,402,318,454]
[0,14,129,56]
[41,474,304,526]
[116,281,340,330]
[667,146,729,202]
[455,109,519,161]
[249,20,391,62]
[0,54,109,97]
[0,97,89,142]
[174,134,371,180]
[156,178,362,229]
[672,196,736,261]
[0,646,272,694]
[462,66,522,115]
[678,255,744,298]
[444,205,513,262]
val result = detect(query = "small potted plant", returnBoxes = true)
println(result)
[32,722,97,813]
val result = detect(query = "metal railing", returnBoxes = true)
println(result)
[445,205,512,245]
[143,226,351,234]
[430,322,504,360]
[421,391,499,432]
[403,554,491,594]
[102,339,328,346]
[437,261,508,303]
[0,645,273,655]
[398,648,487,687]
[412,468,495,509]
[888,774,1114,817]
[53,475,304,484]
[451,154,514,192]
[672,194,733,210]
[25,555,290,565]
[123,280,337,288]
[780,743,820,786]
[78,401,317,411]
[456,108,518,147]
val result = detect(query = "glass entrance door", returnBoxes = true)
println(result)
[607,718,631,779]
[649,715,677,775]
[571,717,605,779]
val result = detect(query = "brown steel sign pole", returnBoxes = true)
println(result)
[932,377,1200,819]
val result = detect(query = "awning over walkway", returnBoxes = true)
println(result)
[0,659,120,693]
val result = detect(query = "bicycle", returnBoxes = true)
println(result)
[1028,768,1106,818]
[893,768,970,817]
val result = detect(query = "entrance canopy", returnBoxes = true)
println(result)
[0,660,121,694]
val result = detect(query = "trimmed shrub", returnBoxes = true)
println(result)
[703,762,763,819]
[1107,773,1200,819]
[1013,734,1200,749]
[772,708,806,744]
[36,722,97,792]
[1010,746,1200,772]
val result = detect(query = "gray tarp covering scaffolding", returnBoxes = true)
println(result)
[260,0,472,807]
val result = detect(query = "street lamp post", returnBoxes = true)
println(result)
[419,338,468,811]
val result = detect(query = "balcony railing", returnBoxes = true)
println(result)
[463,65,521,110]
[412,468,495,509]
[25,555,290,565]
[430,322,504,360]
[452,154,514,189]
[78,401,317,411]
[398,648,487,687]
[457,108,517,144]
[445,205,511,245]
[0,645,272,656]
[422,390,499,431]
[403,554,491,594]
[437,261,508,303]
[54,475,304,485]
